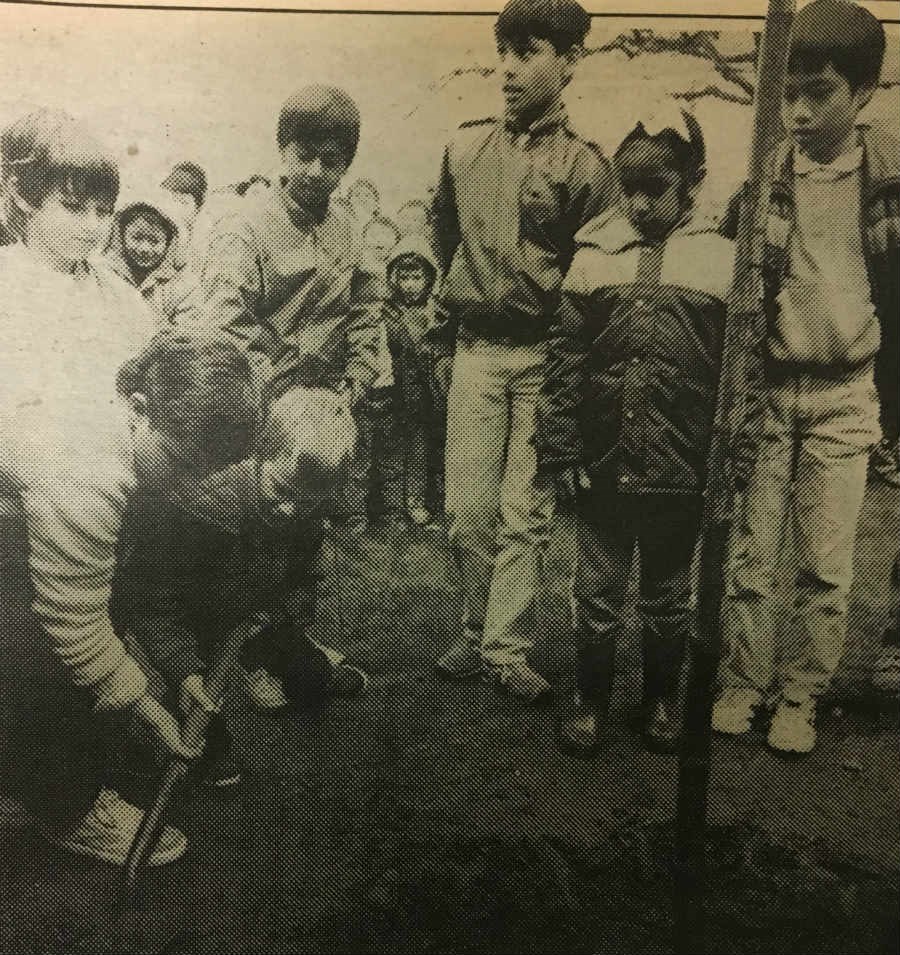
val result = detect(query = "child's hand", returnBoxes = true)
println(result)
[178,673,220,717]
[131,694,204,760]
[554,465,591,503]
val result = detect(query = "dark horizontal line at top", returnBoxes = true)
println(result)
[2,0,898,22]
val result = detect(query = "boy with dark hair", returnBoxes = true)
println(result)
[161,161,208,215]
[713,0,898,754]
[191,86,378,402]
[539,109,737,754]
[432,0,619,700]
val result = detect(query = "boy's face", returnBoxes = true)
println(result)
[783,63,871,162]
[497,35,574,125]
[280,138,348,212]
[167,190,200,228]
[257,451,334,523]
[395,262,429,304]
[122,214,170,272]
[616,148,686,241]
[25,186,113,269]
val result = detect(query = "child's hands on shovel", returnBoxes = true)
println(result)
[131,693,204,760]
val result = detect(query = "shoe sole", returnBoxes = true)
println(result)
[52,836,187,867]
[203,773,243,788]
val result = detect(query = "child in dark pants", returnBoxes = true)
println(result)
[538,109,739,755]
[344,249,432,529]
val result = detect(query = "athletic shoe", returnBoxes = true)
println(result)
[767,697,816,755]
[49,789,186,866]
[711,687,762,736]
[557,704,600,758]
[436,631,483,680]
[494,662,553,702]
[407,505,432,526]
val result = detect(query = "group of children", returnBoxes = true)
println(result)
[0,0,897,873]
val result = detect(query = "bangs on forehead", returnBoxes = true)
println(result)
[48,124,119,203]
[614,137,681,178]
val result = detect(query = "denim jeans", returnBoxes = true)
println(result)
[720,365,880,701]
[445,335,555,668]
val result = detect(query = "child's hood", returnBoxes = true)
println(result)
[385,235,439,297]
[104,187,186,279]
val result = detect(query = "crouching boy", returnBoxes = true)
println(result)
[112,385,369,786]
[538,110,738,755]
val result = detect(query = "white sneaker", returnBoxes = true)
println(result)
[50,789,187,866]
[246,668,290,710]
[711,688,762,736]
[436,630,483,680]
[767,697,816,755]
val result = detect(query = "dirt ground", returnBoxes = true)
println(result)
[0,479,898,955]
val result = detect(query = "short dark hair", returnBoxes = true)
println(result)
[119,203,176,245]
[278,86,360,164]
[788,0,886,91]
[1,108,118,209]
[160,161,207,208]
[495,0,591,54]
[117,330,257,472]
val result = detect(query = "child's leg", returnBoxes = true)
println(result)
[376,403,408,517]
[718,383,794,697]
[635,495,702,749]
[572,487,635,704]
[780,371,879,703]
[481,344,555,673]
[444,340,509,642]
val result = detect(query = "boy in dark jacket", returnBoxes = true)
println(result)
[432,0,619,700]
[342,239,436,528]
[538,110,737,754]
[713,0,897,755]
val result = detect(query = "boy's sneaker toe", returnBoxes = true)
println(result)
[49,789,187,867]
[711,688,762,736]
[436,633,483,680]
[245,668,290,710]
[494,662,553,703]
[767,698,816,755]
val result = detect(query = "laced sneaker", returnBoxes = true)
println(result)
[767,697,816,755]
[49,789,186,866]
[494,661,553,702]
[407,503,431,526]
[436,631,483,680]
[557,702,600,758]
[711,687,762,736]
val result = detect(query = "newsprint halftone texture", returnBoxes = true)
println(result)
[0,1,897,953]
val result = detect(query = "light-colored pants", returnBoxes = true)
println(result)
[445,336,555,668]
[721,366,879,701]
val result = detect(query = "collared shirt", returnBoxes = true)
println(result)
[432,100,618,338]
[772,144,880,370]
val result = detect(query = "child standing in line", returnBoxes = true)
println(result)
[431,0,619,701]
[538,110,739,755]
[384,236,444,523]
[342,242,432,530]
[712,0,897,755]
[103,189,198,324]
